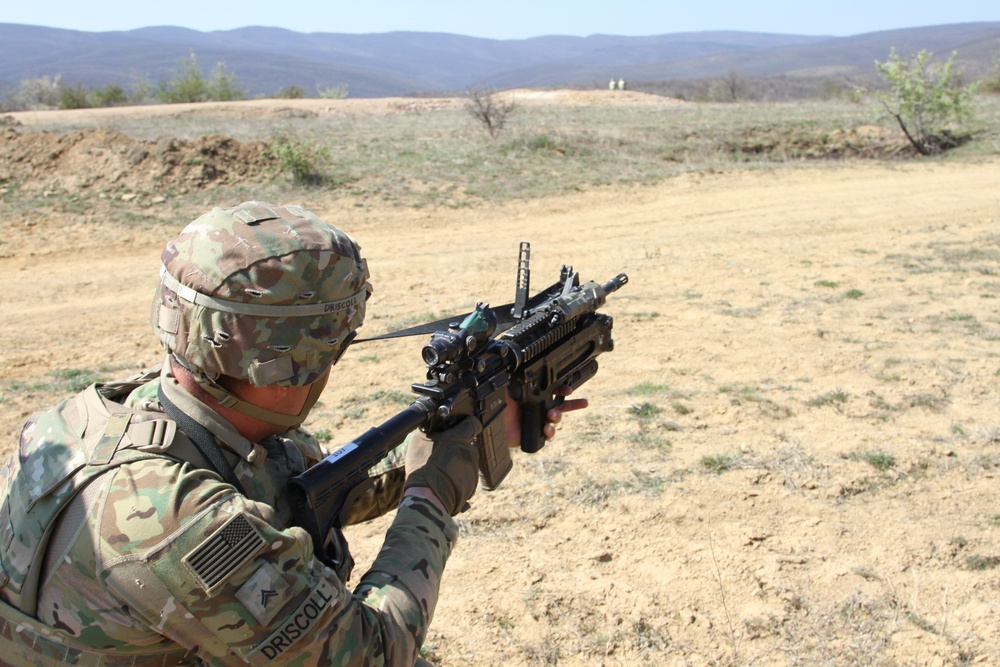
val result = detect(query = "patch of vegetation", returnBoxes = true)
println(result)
[628,382,672,396]
[719,384,764,402]
[700,454,740,474]
[968,454,1000,472]
[625,430,673,452]
[852,450,897,472]
[275,85,306,99]
[965,554,1000,571]
[627,402,663,419]
[906,611,939,634]
[47,367,106,393]
[885,238,1000,276]
[340,406,368,420]
[266,135,330,186]
[629,618,669,652]
[719,383,793,418]
[906,393,950,412]
[672,401,693,415]
[807,390,849,408]
[570,471,671,506]
[368,389,413,405]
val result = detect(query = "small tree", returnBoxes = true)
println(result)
[58,83,91,109]
[710,69,746,102]
[874,48,976,155]
[7,75,62,110]
[464,88,516,139]
[157,53,209,103]
[127,72,155,105]
[981,52,1000,94]
[93,83,129,107]
[207,62,244,101]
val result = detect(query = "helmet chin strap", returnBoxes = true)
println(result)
[192,368,327,430]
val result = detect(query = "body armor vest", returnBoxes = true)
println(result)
[0,378,194,666]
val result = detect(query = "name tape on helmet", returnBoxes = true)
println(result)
[159,266,365,319]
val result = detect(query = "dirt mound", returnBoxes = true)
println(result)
[505,89,686,107]
[724,124,913,159]
[0,127,274,196]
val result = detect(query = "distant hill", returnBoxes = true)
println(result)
[1,22,998,99]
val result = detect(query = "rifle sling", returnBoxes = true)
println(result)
[352,280,566,343]
[157,385,246,495]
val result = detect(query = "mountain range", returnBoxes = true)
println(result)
[1,21,999,98]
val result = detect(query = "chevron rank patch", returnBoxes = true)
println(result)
[183,512,266,595]
[237,562,293,625]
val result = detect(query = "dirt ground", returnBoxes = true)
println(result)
[1,96,999,666]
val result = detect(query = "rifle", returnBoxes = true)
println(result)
[289,242,627,572]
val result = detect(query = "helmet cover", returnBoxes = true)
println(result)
[152,201,370,387]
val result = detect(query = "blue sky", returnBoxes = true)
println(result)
[4,1,998,39]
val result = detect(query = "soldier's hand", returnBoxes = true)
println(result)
[404,417,481,516]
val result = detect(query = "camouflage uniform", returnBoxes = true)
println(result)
[0,203,460,666]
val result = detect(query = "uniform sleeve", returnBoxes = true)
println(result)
[96,459,457,666]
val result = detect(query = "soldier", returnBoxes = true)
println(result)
[0,202,585,666]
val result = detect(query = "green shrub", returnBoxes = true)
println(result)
[980,53,1000,94]
[318,84,348,99]
[156,53,243,104]
[276,85,306,99]
[700,454,738,473]
[266,135,329,186]
[207,62,244,101]
[157,53,210,103]
[93,83,129,107]
[874,49,976,155]
[58,83,91,110]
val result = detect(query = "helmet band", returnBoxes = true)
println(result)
[160,265,367,319]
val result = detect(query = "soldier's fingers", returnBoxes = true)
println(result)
[558,398,589,414]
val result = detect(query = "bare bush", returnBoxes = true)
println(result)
[464,88,516,138]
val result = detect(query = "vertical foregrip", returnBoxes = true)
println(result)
[519,394,564,454]
[520,401,546,454]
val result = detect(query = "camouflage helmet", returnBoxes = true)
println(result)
[152,201,371,388]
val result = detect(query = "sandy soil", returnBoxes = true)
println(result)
[1,97,998,666]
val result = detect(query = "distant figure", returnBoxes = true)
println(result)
[609,79,616,91]
[618,78,627,91]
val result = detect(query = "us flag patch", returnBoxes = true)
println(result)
[183,512,266,595]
